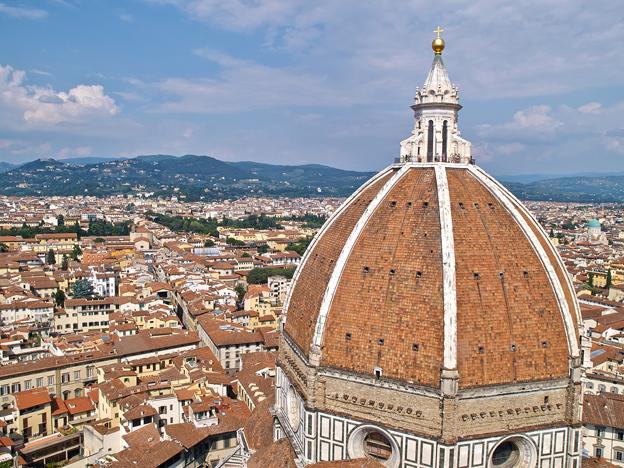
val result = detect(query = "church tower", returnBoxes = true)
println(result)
[400,27,472,164]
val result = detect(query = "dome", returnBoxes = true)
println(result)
[283,163,581,390]
[274,35,584,468]
[588,219,601,228]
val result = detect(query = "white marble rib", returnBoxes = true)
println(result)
[469,165,579,357]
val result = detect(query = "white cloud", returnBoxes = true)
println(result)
[114,91,148,103]
[0,3,47,19]
[512,106,561,129]
[475,100,624,168]
[152,0,298,30]
[150,49,344,113]
[0,138,16,150]
[154,0,624,100]
[477,105,562,144]
[578,102,602,114]
[30,69,53,77]
[55,146,92,158]
[118,12,133,22]
[0,65,118,126]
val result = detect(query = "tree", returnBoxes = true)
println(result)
[203,239,215,247]
[94,237,105,243]
[71,279,95,298]
[287,237,313,256]
[607,270,613,289]
[57,214,65,226]
[241,252,251,258]
[54,289,65,307]
[247,267,296,285]
[549,228,555,238]
[61,255,69,271]
[73,221,82,238]
[226,237,245,246]
[71,244,82,261]
[235,284,247,302]
[46,249,56,265]
[588,272,595,288]
[284,213,327,228]
[87,220,131,236]
[0,243,8,253]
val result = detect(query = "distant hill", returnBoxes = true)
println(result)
[504,176,624,203]
[2,155,624,202]
[0,155,373,200]
[58,156,125,165]
[0,162,16,173]
[497,171,624,184]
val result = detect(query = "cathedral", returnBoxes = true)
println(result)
[273,30,584,468]
[575,219,607,246]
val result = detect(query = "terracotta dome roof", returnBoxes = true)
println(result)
[283,163,581,389]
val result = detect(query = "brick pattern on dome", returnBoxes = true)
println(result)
[506,194,580,332]
[320,168,445,387]
[449,168,569,388]
[284,170,396,355]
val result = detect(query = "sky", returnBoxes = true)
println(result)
[0,0,623,175]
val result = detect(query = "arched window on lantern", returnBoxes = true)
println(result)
[427,120,434,162]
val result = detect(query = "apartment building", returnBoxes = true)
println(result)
[55,297,119,333]
[0,300,54,324]
[196,317,265,373]
[0,329,199,402]
[583,392,624,464]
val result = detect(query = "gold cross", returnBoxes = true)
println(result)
[434,26,444,38]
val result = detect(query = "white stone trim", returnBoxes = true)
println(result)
[317,368,442,398]
[468,166,579,358]
[435,165,458,371]
[311,164,412,349]
[282,165,396,322]
[487,434,538,468]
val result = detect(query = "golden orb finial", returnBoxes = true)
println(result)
[432,26,445,55]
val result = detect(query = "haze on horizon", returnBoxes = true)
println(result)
[0,0,622,175]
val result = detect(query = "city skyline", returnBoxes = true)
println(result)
[0,1,623,175]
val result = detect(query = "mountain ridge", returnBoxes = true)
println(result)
[1,154,624,202]
[0,155,373,200]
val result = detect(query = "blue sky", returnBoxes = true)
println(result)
[0,0,623,175]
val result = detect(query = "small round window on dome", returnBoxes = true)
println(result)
[363,430,393,462]
[491,441,520,468]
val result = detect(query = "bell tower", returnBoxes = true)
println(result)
[400,27,472,164]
